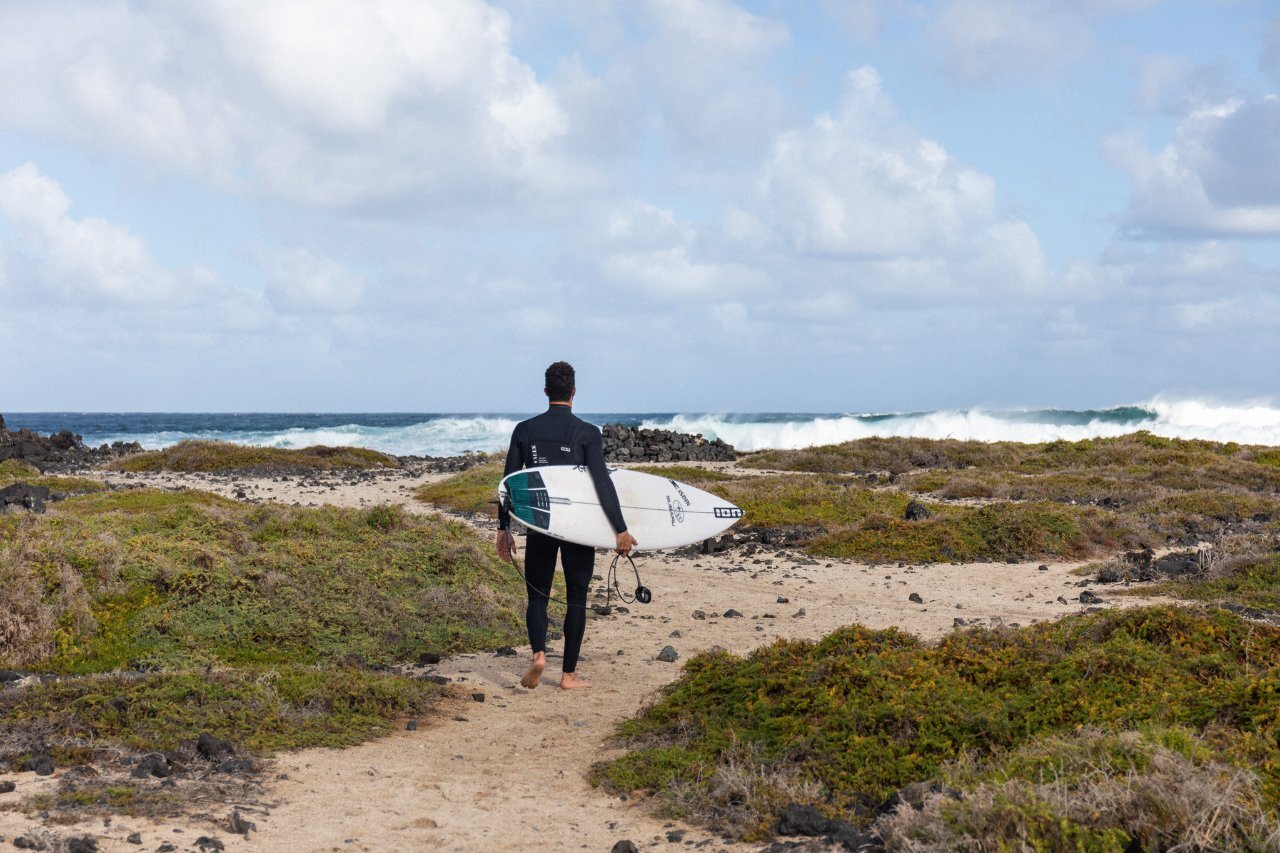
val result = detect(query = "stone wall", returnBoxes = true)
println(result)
[601,423,735,463]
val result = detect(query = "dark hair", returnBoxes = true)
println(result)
[544,361,575,402]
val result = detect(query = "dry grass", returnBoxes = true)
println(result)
[688,744,825,840]
[880,729,1280,851]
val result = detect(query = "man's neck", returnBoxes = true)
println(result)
[548,401,572,408]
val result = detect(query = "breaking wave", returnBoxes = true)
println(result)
[8,396,1280,455]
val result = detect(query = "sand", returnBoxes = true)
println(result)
[0,465,1171,852]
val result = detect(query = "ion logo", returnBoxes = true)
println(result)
[714,507,744,519]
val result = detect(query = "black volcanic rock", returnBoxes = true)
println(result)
[601,423,735,463]
[21,755,54,776]
[0,416,141,471]
[0,483,50,513]
[132,753,171,779]
[776,802,830,836]
[196,732,234,762]
[904,500,931,521]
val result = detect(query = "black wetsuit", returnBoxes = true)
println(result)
[499,405,626,673]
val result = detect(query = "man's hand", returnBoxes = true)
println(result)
[615,530,637,556]
[496,530,515,562]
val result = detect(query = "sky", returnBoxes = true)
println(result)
[1,0,1277,413]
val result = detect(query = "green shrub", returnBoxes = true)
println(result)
[413,458,505,517]
[0,460,40,479]
[110,440,397,473]
[1,489,525,671]
[596,606,1280,842]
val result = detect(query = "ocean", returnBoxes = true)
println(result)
[6,397,1280,457]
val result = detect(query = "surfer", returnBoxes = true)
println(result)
[496,361,638,690]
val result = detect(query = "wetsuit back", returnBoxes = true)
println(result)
[497,405,626,534]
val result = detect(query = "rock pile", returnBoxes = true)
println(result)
[0,414,141,471]
[1097,547,1206,584]
[601,423,735,463]
[0,483,51,513]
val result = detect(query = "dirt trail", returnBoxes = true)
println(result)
[1,468,1160,852]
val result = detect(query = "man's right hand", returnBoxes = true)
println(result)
[615,530,637,556]
[496,530,515,562]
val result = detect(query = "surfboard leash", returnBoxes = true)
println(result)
[605,552,651,606]
[501,533,651,611]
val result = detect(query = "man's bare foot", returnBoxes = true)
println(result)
[559,672,592,690]
[521,654,546,689]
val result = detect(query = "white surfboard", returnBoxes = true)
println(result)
[499,465,744,550]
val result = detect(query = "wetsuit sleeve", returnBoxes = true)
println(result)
[498,426,524,531]
[583,427,627,534]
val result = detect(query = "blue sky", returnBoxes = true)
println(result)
[1,0,1277,412]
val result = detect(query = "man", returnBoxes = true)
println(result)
[496,361,638,690]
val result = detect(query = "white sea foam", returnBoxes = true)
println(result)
[253,417,522,456]
[108,417,521,457]
[642,396,1280,450]
[1145,396,1280,444]
[80,396,1280,455]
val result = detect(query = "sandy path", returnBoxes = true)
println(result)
[1,468,1163,852]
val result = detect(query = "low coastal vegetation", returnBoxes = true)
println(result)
[744,431,1280,481]
[1111,535,1280,612]
[595,606,1280,847]
[1,487,525,819]
[413,456,505,517]
[416,440,1280,564]
[0,459,105,496]
[109,439,397,473]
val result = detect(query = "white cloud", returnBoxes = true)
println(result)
[605,201,693,246]
[602,246,765,299]
[646,0,787,55]
[759,68,998,257]
[1107,96,1280,236]
[0,163,285,343]
[1132,55,1237,115]
[258,247,366,314]
[1064,240,1280,344]
[0,0,571,208]
[0,163,177,303]
[581,65,1052,329]
[631,0,790,158]
[751,66,1051,306]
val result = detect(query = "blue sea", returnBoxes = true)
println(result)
[6,397,1280,456]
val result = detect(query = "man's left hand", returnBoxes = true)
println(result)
[615,530,637,555]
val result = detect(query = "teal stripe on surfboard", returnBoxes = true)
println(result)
[505,470,552,529]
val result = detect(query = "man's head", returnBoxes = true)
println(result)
[544,361,575,403]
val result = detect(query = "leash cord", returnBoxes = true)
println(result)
[502,531,649,611]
